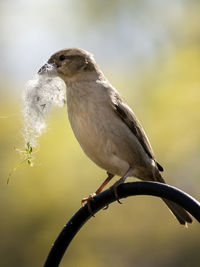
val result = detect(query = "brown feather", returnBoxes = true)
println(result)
[111,93,164,171]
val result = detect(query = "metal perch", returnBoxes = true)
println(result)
[43,181,200,267]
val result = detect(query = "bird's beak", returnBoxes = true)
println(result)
[38,62,57,76]
[38,63,49,74]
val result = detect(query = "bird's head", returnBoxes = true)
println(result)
[38,48,103,84]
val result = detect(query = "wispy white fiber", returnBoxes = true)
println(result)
[23,72,66,147]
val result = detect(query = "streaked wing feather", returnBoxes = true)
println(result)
[110,93,164,172]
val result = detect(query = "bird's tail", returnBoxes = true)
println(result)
[154,171,193,226]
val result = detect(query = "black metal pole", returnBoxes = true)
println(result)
[44,181,200,267]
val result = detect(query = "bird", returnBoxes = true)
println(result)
[38,48,192,226]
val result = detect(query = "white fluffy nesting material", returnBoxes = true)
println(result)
[23,73,66,147]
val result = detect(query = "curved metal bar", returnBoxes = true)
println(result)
[43,181,200,267]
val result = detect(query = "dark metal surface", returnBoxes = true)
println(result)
[44,181,200,267]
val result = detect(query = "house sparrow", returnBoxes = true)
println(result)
[38,48,192,225]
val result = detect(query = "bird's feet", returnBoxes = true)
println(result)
[81,193,97,215]
[81,193,110,213]
[109,167,134,204]
[109,181,123,204]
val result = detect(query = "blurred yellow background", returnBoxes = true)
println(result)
[0,1,200,266]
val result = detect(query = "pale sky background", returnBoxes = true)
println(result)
[0,0,191,86]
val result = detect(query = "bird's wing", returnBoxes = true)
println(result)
[110,91,164,172]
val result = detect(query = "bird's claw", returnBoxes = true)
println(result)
[110,184,123,204]
[81,193,97,216]
[103,204,109,210]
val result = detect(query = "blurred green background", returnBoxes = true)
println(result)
[0,0,200,266]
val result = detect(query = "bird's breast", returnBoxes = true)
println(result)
[67,91,112,160]
[66,85,154,177]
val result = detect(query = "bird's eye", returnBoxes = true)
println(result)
[59,55,66,61]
